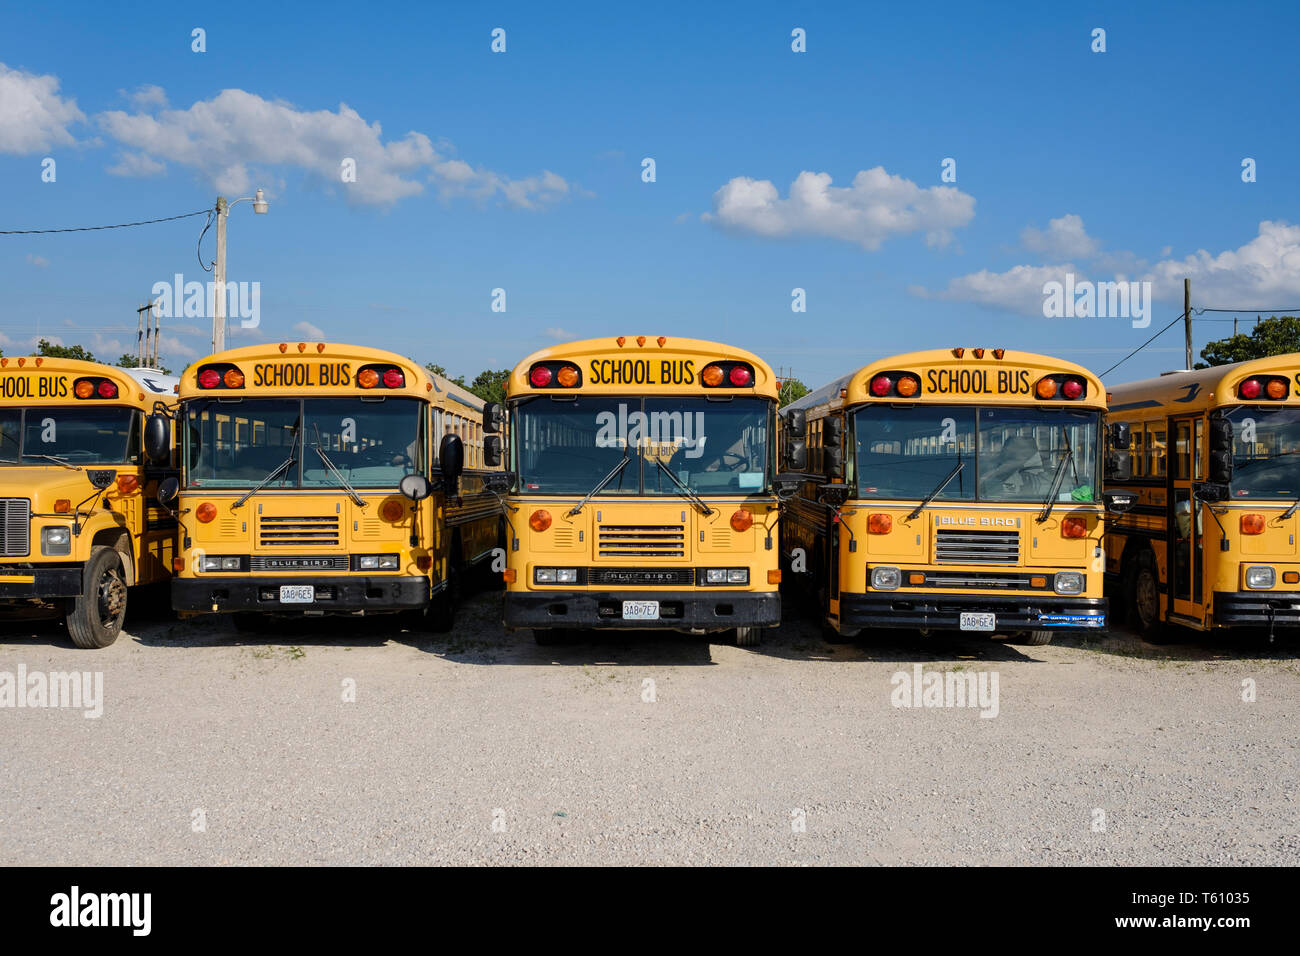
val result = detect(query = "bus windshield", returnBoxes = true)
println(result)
[1226,406,1300,499]
[854,405,1100,503]
[514,395,772,495]
[0,406,138,464]
[185,396,424,489]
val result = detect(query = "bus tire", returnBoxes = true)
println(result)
[67,546,128,649]
[732,626,763,647]
[1011,629,1053,646]
[428,570,458,633]
[1124,550,1165,639]
[821,621,854,644]
[232,612,263,633]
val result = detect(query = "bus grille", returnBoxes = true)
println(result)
[597,525,685,557]
[0,499,30,556]
[258,515,340,548]
[934,529,1019,565]
[249,555,349,571]
[588,567,694,586]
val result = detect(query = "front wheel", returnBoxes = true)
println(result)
[426,565,460,633]
[1124,551,1167,641]
[66,546,128,649]
[732,626,763,647]
[1010,629,1053,646]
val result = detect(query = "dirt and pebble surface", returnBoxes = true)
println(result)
[2,588,1297,866]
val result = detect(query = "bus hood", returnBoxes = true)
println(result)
[0,467,113,511]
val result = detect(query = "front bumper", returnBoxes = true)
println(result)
[1213,591,1300,627]
[838,592,1107,630]
[0,564,82,601]
[504,589,780,631]
[172,575,429,614]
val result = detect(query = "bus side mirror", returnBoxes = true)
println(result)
[484,472,514,494]
[1208,415,1234,482]
[144,414,171,464]
[1109,421,1131,450]
[785,439,808,472]
[483,402,504,435]
[824,416,843,446]
[774,473,802,500]
[439,434,464,495]
[1103,491,1135,514]
[157,476,179,509]
[399,475,432,502]
[785,408,807,439]
[484,434,503,468]
[1194,482,1229,504]
[824,446,844,480]
[1107,450,1132,481]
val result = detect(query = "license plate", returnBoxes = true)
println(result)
[622,600,659,621]
[279,585,315,604]
[959,612,995,632]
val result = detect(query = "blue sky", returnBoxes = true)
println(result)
[1,0,1297,387]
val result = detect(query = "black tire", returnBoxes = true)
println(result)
[732,626,763,647]
[1123,550,1167,640]
[66,546,128,649]
[821,621,855,644]
[1010,629,1053,646]
[427,564,459,633]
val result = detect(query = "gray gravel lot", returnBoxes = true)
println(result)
[2,588,1298,866]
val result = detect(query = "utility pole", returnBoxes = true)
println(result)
[212,196,228,353]
[1184,277,1192,370]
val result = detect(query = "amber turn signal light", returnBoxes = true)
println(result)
[730,508,753,532]
[1241,513,1265,534]
[529,509,552,532]
[53,499,71,513]
[172,557,186,573]
[502,568,517,583]
[116,475,139,494]
[868,513,893,534]
[767,569,782,584]
[1061,515,1087,538]
[380,499,405,522]
[196,502,217,523]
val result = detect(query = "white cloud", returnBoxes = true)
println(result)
[0,62,85,154]
[913,263,1084,316]
[707,167,975,250]
[544,327,575,340]
[97,88,573,208]
[106,151,166,177]
[121,84,167,110]
[293,320,325,339]
[25,254,49,268]
[1021,214,1100,260]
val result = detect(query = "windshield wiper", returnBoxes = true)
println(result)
[1281,496,1300,520]
[233,455,297,509]
[907,454,964,522]
[311,425,367,506]
[653,456,715,516]
[30,453,81,471]
[567,448,634,517]
[1038,428,1074,523]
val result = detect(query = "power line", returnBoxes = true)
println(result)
[1100,312,1187,378]
[0,208,211,235]
[1195,306,1300,314]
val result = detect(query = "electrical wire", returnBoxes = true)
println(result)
[0,208,212,235]
[196,210,215,272]
[1100,312,1188,378]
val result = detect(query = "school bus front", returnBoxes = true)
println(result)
[167,346,439,619]
[784,349,1111,645]
[501,336,782,645]
[0,359,178,647]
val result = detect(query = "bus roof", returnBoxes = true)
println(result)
[177,342,435,400]
[507,336,778,400]
[0,357,178,408]
[785,349,1106,416]
[1108,354,1300,415]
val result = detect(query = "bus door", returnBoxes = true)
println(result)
[1169,414,1204,622]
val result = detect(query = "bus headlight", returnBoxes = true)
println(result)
[702,568,748,585]
[1054,571,1084,594]
[355,555,400,571]
[871,566,900,590]
[534,568,577,584]
[1245,566,1275,589]
[202,556,244,571]
[40,526,72,556]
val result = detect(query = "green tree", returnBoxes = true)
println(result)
[466,369,510,404]
[36,339,96,362]
[1198,315,1300,367]
[424,362,466,388]
[117,354,173,375]
[778,377,809,408]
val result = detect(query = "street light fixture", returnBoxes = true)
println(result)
[211,189,269,352]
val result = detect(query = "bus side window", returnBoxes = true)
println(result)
[1148,427,1166,477]
[1130,423,1145,477]
[1194,418,1203,481]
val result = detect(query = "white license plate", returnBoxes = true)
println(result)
[279,585,315,604]
[960,612,996,632]
[622,600,659,621]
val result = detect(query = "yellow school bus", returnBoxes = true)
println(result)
[782,348,1123,645]
[151,343,504,628]
[0,358,179,647]
[1105,354,1300,639]
[500,336,791,646]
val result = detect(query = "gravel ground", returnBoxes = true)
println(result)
[2,586,1298,866]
